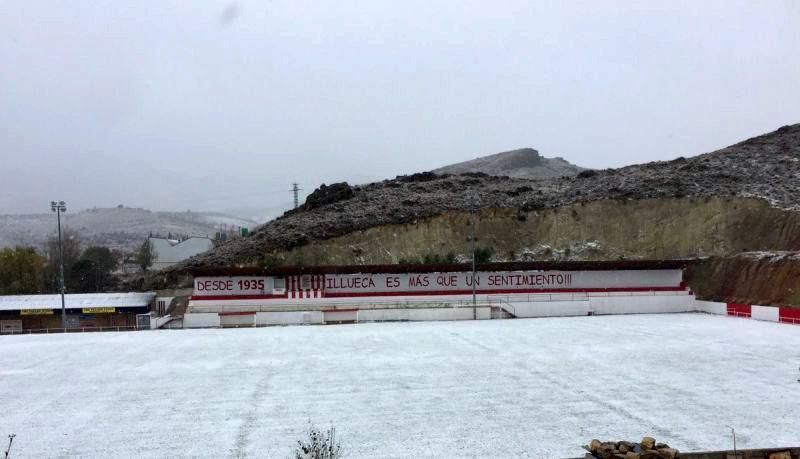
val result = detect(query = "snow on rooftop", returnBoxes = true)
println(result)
[0,314,798,457]
[0,292,155,311]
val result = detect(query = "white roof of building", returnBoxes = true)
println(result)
[0,292,155,311]
[150,237,214,264]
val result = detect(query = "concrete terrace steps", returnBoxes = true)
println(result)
[491,303,517,319]
[186,289,692,315]
[189,300,497,314]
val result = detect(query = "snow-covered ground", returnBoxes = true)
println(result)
[1,313,798,458]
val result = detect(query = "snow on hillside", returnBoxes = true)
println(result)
[433,147,585,179]
[0,207,258,252]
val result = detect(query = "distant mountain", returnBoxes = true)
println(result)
[214,204,294,224]
[433,148,584,179]
[0,207,258,252]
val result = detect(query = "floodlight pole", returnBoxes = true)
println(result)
[465,191,481,312]
[51,201,67,330]
[471,207,476,306]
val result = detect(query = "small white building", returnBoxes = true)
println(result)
[150,237,215,271]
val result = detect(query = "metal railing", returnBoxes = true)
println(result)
[1,325,141,335]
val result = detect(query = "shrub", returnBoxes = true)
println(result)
[293,422,342,459]
[474,247,493,263]
[422,252,457,265]
[260,254,285,268]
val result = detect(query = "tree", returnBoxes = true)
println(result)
[45,227,82,292]
[0,246,48,295]
[136,239,156,271]
[69,246,119,292]
[80,246,118,274]
[69,258,99,293]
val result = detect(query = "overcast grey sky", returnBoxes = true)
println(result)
[1,0,798,217]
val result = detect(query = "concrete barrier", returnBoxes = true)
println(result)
[182,291,702,329]
[751,305,780,322]
[693,299,800,326]
[182,295,799,330]
[256,311,324,325]
[220,313,255,327]
[358,307,490,322]
[693,300,727,315]
[591,295,694,315]
[183,313,220,328]
[512,301,590,318]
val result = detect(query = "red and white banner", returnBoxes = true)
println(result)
[323,269,682,296]
[192,269,684,299]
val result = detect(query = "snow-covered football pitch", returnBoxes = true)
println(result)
[1,313,798,458]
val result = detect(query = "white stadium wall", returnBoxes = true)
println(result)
[507,294,694,318]
[181,269,795,328]
[181,268,699,328]
[219,313,255,327]
[191,269,686,301]
[181,296,800,329]
[256,311,324,326]
[511,301,590,318]
[751,305,780,322]
[590,294,694,315]
[358,307,491,322]
[694,299,800,325]
[694,300,728,315]
[182,313,220,328]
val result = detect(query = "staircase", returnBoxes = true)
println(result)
[155,297,189,329]
[491,303,517,319]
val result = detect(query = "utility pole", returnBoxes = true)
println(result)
[465,190,481,313]
[290,183,302,209]
[50,200,67,330]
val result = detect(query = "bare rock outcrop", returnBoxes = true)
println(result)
[433,147,584,179]
[303,182,355,211]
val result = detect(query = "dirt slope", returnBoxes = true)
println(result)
[276,197,800,266]
[687,252,800,306]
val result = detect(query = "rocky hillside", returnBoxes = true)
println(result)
[159,123,800,275]
[0,207,257,252]
[433,148,583,179]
